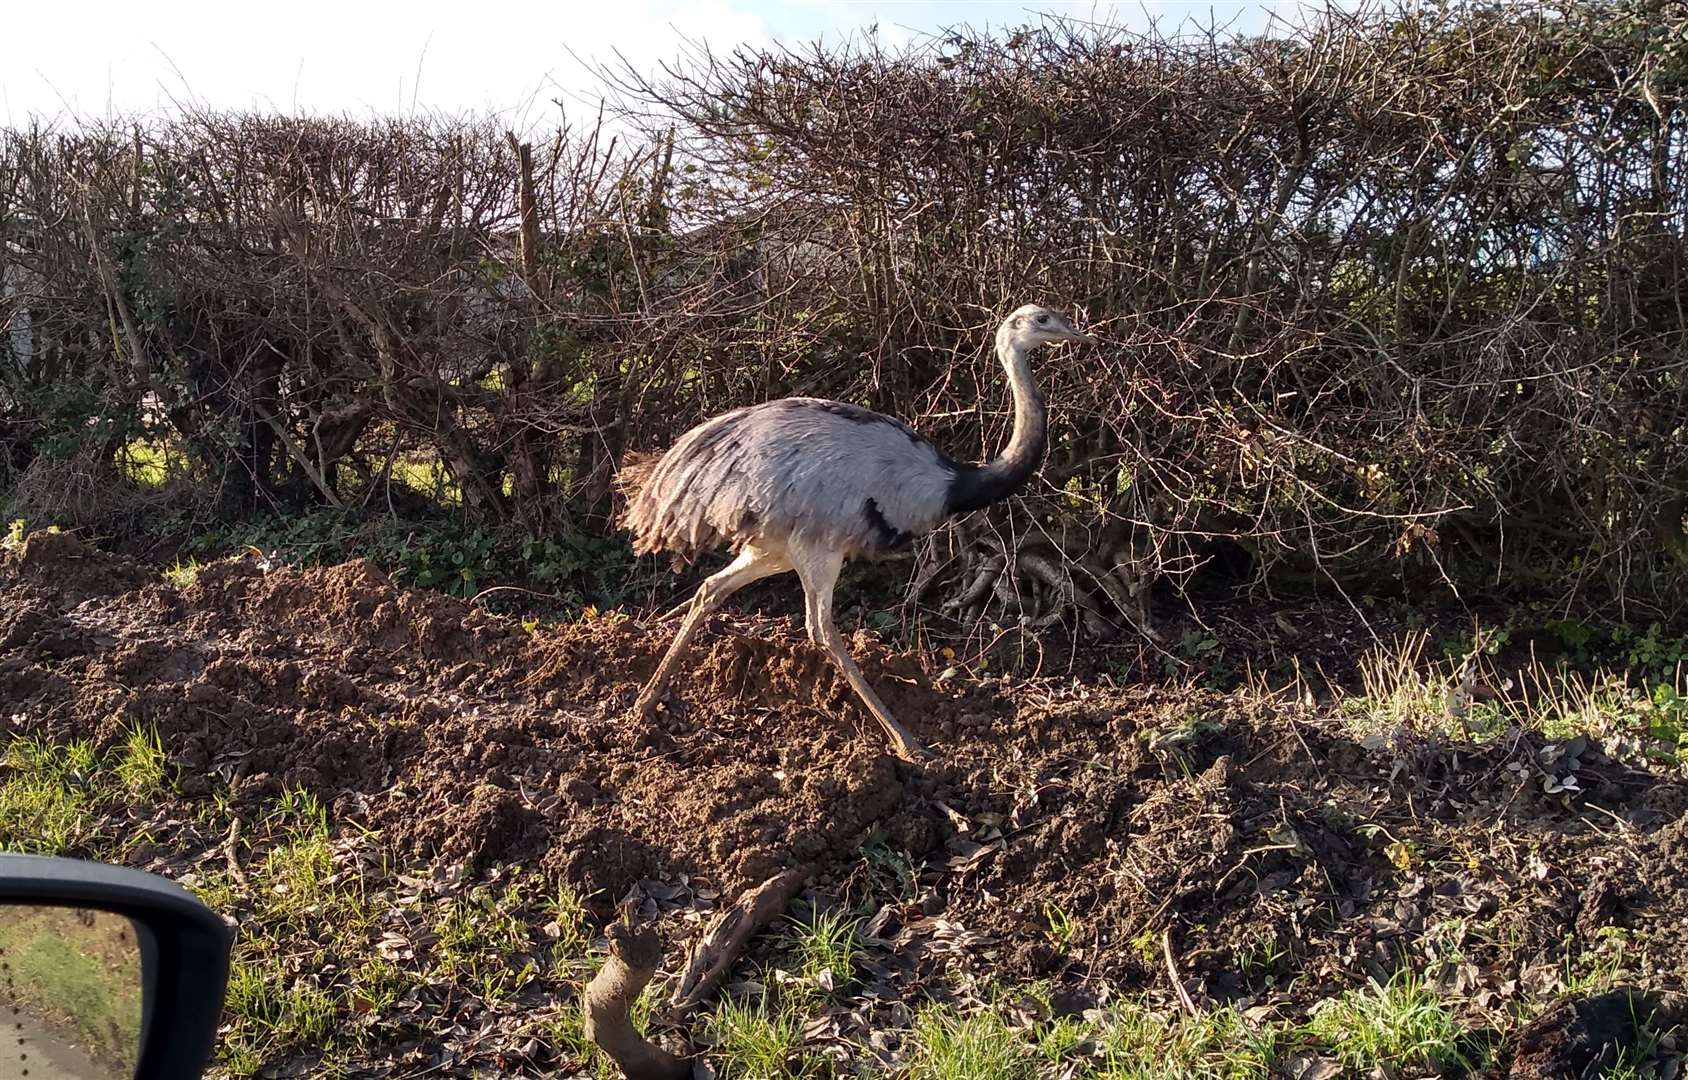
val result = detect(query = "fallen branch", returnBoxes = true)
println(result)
[1162,927,1200,1018]
[223,817,249,889]
[942,526,1160,642]
[670,865,812,1012]
[583,921,690,1080]
[257,406,346,510]
[1082,553,1160,641]
[942,554,1005,613]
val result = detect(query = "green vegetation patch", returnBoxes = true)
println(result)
[0,904,144,1071]
[0,728,170,856]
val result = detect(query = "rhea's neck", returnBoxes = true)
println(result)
[944,333,1048,515]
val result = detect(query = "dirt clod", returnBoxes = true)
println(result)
[1512,991,1665,1079]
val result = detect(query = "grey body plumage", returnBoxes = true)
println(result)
[623,397,956,564]
[619,304,1098,761]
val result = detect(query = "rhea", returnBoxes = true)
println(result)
[617,304,1097,761]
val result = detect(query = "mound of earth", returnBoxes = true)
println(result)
[3,533,1685,1058]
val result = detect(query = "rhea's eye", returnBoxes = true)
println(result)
[1036,314,1049,325]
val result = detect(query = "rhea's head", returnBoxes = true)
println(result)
[998,304,1098,356]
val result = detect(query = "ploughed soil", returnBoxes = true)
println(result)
[3,532,1685,1076]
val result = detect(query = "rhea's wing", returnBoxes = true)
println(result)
[620,399,956,562]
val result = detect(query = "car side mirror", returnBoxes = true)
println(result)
[0,853,232,1080]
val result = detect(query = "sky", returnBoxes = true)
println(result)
[1,0,1296,130]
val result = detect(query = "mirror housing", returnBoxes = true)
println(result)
[0,854,232,1080]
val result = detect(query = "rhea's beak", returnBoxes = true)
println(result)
[1063,321,1100,345]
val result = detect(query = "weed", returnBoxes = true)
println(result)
[1561,927,1631,996]
[908,1006,1032,1080]
[1167,629,1235,689]
[1646,682,1687,743]
[1421,918,1473,984]
[1043,902,1082,952]
[858,832,921,900]
[1304,971,1476,1074]
[791,907,860,988]
[1439,622,1511,663]
[1091,1003,1277,1079]
[1527,665,1686,767]
[1616,622,1687,681]
[708,993,809,1078]
[1128,928,1159,969]
[1235,933,1289,988]
[163,558,201,588]
[1343,632,1688,767]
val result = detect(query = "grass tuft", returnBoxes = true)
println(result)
[163,558,201,589]
[1345,632,1686,772]
[1304,971,1476,1074]
[791,906,861,989]
[114,725,169,797]
[1345,630,1450,734]
[909,1005,1033,1080]
[709,993,809,1078]
[431,883,536,1000]
[0,732,169,855]
[1094,1003,1276,1079]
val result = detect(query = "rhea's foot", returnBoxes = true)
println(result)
[631,687,663,721]
[888,733,932,764]
[873,717,930,763]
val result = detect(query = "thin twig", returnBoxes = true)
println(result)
[1162,927,1199,1018]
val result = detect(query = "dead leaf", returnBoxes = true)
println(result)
[1283,1051,1344,1080]
[933,801,972,833]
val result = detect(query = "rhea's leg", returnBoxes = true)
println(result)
[635,545,790,718]
[792,544,929,763]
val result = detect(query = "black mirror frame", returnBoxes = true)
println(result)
[0,853,232,1080]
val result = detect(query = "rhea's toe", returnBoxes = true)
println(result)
[897,740,933,763]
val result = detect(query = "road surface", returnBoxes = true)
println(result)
[0,1002,126,1080]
